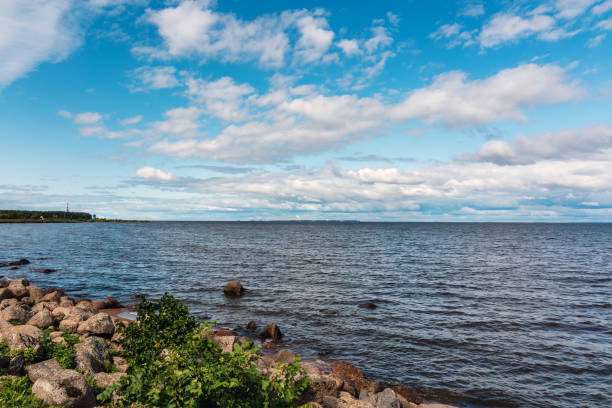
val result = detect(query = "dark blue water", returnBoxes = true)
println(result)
[0,222,610,407]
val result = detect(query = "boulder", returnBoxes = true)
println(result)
[0,258,30,267]
[274,349,297,364]
[391,385,422,405]
[7,281,28,299]
[7,355,25,376]
[33,301,59,313]
[212,336,237,353]
[253,356,278,377]
[223,281,244,297]
[75,336,111,374]
[26,358,64,382]
[331,361,367,392]
[246,320,257,330]
[60,299,75,308]
[77,313,115,337]
[93,372,125,387]
[4,324,44,354]
[300,363,345,403]
[104,297,122,309]
[260,323,282,342]
[59,317,81,333]
[0,288,14,301]
[0,302,32,324]
[0,354,9,368]
[10,277,29,286]
[21,296,35,306]
[52,306,73,321]
[26,286,43,302]
[27,309,54,328]
[91,301,105,310]
[322,391,375,408]
[42,291,62,303]
[359,388,417,408]
[31,369,95,408]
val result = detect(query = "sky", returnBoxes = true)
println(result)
[1,0,612,221]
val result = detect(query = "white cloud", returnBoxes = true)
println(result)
[136,166,176,181]
[479,12,556,47]
[293,13,335,63]
[120,115,143,125]
[587,33,607,47]
[596,16,612,29]
[185,76,255,121]
[364,25,393,53]
[592,0,612,15]
[471,124,612,164]
[389,64,583,126]
[74,112,103,124]
[459,2,485,17]
[338,39,360,56]
[386,11,400,26]
[153,106,202,138]
[0,0,81,88]
[555,0,598,19]
[132,66,179,90]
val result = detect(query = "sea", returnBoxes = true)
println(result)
[0,222,610,407]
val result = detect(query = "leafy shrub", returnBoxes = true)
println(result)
[0,376,51,408]
[40,330,80,369]
[100,293,310,407]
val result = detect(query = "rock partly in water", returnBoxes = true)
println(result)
[331,361,367,392]
[223,281,244,297]
[391,385,422,405]
[246,320,257,330]
[358,302,377,310]
[260,322,282,342]
[27,286,45,302]
[0,259,30,268]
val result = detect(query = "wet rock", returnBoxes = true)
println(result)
[274,349,296,364]
[26,358,63,382]
[331,361,367,391]
[93,372,126,387]
[358,302,377,310]
[27,286,44,302]
[104,297,122,309]
[91,301,105,310]
[43,287,64,296]
[212,336,237,353]
[31,369,95,408]
[34,269,57,274]
[319,349,334,357]
[27,309,55,329]
[223,281,244,297]
[0,302,32,324]
[0,259,30,267]
[391,385,422,404]
[246,320,257,330]
[77,313,115,337]
[75,336,111,374]
[7,355,25,376]
[260,322,282,342]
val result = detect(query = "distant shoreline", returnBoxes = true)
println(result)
[0,219,151,223]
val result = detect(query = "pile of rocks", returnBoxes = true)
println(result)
[0,278,127,407]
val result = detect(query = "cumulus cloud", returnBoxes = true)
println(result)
[468,124,612,164]
[153,106,202,138]
[337,39,360,56]
[185,76,255,121]
[131,66,179,90]
[0,0,81,89]
[136,166,176,181]
[293,12,335,63]
[389,64,583,126]
[479,12,557,47]
[74,112,103,124]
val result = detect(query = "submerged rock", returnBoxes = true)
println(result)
[223,281,244,297]
[0,259,30,268]
[358,302,377,310]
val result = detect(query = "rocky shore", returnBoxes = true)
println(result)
[0,268,455,408]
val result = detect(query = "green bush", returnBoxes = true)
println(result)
[100,293,310,408]
[40,330,80,369]
[0,376,52,408]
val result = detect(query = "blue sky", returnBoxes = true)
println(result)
[1,0,612,220]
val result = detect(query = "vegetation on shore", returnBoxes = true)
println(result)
[0,210,149,223]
